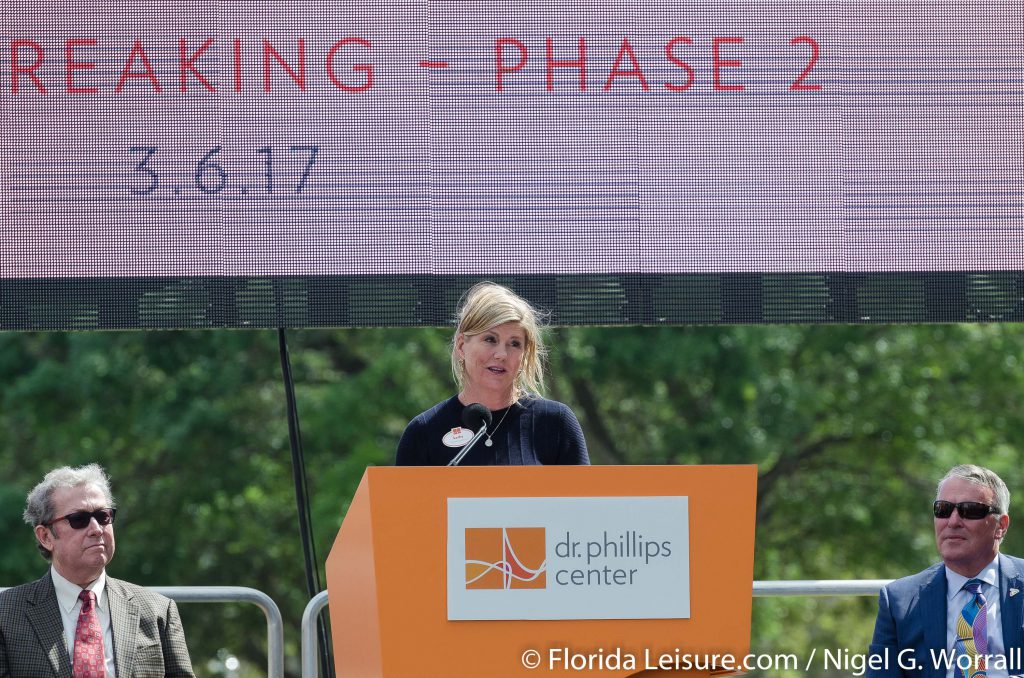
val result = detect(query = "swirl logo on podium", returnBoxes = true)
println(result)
[464,527,547,590]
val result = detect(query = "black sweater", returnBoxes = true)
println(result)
[395,395,590,466]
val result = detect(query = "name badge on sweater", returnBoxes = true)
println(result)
[443,427,474,447]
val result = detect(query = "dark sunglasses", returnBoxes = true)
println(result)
[45,508,117,529]
[933,500,999,520]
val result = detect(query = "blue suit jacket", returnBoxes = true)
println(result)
[867,553,1024,677]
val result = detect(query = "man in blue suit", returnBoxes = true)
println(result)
[868,464,1024,678]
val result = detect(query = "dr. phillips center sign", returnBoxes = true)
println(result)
[447,497,689,620]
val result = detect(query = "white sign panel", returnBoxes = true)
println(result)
[447,496,689,620]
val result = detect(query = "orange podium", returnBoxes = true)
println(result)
[326,465,757,677]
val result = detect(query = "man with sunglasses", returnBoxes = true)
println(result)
[868,464,1024,678]
[0,464,194,677]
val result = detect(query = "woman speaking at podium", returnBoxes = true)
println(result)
[395,282,590,466]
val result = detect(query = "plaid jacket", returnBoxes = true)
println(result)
[0,571,194,677]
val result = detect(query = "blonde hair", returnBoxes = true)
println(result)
[451,282,547,400]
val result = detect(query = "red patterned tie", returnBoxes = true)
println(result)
[73,590,105,678]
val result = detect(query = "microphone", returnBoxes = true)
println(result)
[448,403,492,466]
[462,403,492,431]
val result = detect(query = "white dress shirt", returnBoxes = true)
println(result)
[51,567,117,677]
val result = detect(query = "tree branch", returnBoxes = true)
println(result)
[553,335,626,464]
[756,433,852,524]
[567,374,626,464]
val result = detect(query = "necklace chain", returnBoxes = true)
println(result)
[484,406,512,447]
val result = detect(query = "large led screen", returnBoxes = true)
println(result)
[1,1,1022,327]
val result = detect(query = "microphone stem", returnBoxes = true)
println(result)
[448,424,489,466]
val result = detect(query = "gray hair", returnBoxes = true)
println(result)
[23,464,115,560]
[937,464,1011,516]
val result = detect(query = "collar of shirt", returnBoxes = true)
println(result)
[50,566,108,615]
[945,554,1000,598]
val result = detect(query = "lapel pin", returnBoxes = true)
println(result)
[1010,588,1019,597]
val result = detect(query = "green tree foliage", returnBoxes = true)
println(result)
[1,324,1022,676]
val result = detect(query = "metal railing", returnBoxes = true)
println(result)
[753,579,892,597]
[2,578,891,676]
[303,590,330,678]
[1,584,284,678]
[153,586,284,678]
[299,579,892,677]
